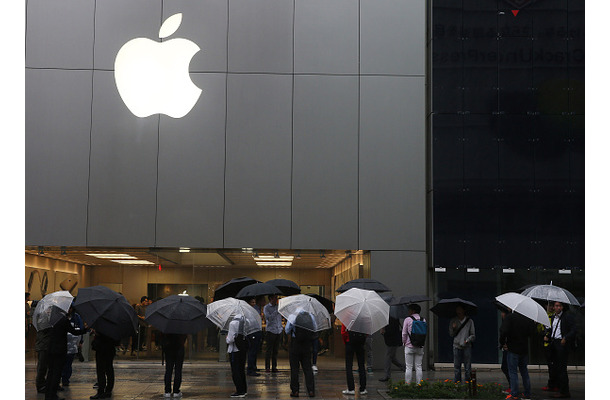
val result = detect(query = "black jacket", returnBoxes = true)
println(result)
[382,317,403,347]
[550,311,577,344]
[48,315,87,355]
[499,312,537,356]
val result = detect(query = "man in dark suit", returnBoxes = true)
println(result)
[544,302,576,398]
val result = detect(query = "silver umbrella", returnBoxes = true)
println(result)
[335,288,390,335]
[278,294,331,331]
[206,297,262,335]
[32,290,74,331]
[521,283,580,306]
[496,292,551,328]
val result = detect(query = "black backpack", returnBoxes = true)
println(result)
[294,326,316,343]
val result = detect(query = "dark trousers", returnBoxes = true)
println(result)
[544,342,557,389]
[132,326,146,351]
[312,337,319,365]
[36,350,50,391]
[230,350,248,395]
[45,353,66,400]
[265,332,281,370]
[550,339,570,395]
[247,331,262,373]
[289,342,315,394]
[383,345,405,379]
[345,341,366,391]
[164,347,185,394]
[501,349,510,387]
[61,353,76,385]
[95,350,115,394]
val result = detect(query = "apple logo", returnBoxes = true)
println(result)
[114,13,202,118]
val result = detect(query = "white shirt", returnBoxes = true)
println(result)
[551,312,563,339]
[226,319,241,353]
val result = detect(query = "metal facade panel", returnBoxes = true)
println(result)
[224,74,293,248]
[292,75,359,249]
[25,69,92,246]
[359,76,426,251]
[25,0,95,69]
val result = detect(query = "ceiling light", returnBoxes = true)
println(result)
[253,255,294,261]
[86,253,137,259]
[179,247,190,253]
[112,259,155,265]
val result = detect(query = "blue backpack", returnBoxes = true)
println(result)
[408,316,427,347]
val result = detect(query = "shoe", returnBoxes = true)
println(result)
[342,389,355,395]
[90,394,104,399]
[367,367,373,374]
[290,392,299,397]
[312,365,318,373]
[230,393,246,398]
[93,383,99,389]
[360,389,368,395]
[551,393,571,398]
[164,393,172,398]
[379,377,389,382]
[247,372,260,376]
[542,387,559,392]
[308,391,315,397]
[504,395,517,400]
[173,392,183,398]
[102,392,112,398]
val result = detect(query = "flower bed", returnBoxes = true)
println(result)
[385,379,505,399]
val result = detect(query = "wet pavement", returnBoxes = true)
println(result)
[25,355,585,400]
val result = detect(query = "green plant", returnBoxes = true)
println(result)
[387,379,505,399]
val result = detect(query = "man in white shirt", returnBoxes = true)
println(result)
[543,302,576,399]
[227,316,248,398]
[263,295,282,373]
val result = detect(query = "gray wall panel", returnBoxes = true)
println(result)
[87,71,158,246]
[361,0,426,76]
[224,74,293,248]
[25,0,95,69]
[94,0,162,70]
[294,0,359,74]
[25,69,92,246]
[163,0,228,73]
[292,75,359,249]
[360,76,426,250]
[228,0,293,73]
[156,73,226,248]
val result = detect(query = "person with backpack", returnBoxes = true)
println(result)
[227,315,249,398]
[340,323,368,395]
[285,311,316,397]
[379,316,405,382]
[449,305,476,383]
[402,304,427,384]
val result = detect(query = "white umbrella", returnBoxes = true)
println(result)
[278,294,331,332]
[496,292,551,328]
[335,288,389,335]
[521,283,580,306]
[206,297,262,335]
[32,290,74,331]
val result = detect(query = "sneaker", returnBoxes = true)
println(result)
[173,392,183,398]
[342,389,355,395]
[230,393,246,398]
[360,389,368,395]
[290,392,299,397]
[367,367,373,374]
[312,365,318,373]
[504,395,518,400]
[164,393,172,398]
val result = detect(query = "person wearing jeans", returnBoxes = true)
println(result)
[449,305,475,382]
[402,304,425,384]
[162,334,187,398]
[341,324,367,395]
[499,308,537,400]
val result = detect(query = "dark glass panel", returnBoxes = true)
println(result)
[533,38,568,114]
[463,114,498,187]
[497,115,534,190]
[533,115,570,189]
[433,114,464,189]
[498,37,534,114]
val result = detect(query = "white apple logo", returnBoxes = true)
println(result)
[114,13,202,118]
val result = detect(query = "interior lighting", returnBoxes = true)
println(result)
[254,255,294,261]
[179,247,190,253]
[112,259,155,265]
[256,262,293,267]
[86,253,136,259]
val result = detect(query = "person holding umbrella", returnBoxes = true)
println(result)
[449,305,476,383]
[285,310,317,397]
[544,301,576,398]
[162,333,187,398]
[263,294,282,373]
[341,323,368,395]
[89,330,120,399]
[45,313,88,400]
[227,315,249,398]
[499,306,537,400]
[379,315,404,382]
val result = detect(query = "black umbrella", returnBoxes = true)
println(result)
[145,294,210,334]
[306,294,334,314]
[430,298,478,318]
[336,278,391,293]
[73,286,137,341]
[236,282,282,300]
[266,279,301,296]
[213,277,261,301]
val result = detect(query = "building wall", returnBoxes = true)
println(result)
[25,0,427,255]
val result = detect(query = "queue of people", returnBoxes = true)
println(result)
[30,291,580,400]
